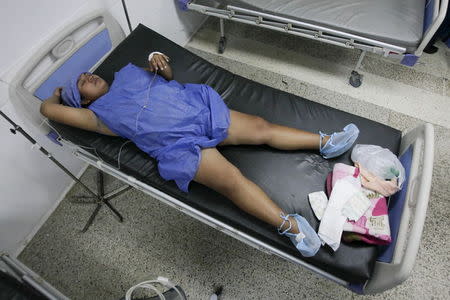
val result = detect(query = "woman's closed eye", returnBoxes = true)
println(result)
[77,74,86,89]
[77,73,92,89]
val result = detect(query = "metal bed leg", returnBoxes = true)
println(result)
[349,50,366,88]
[218,18,227,54]
[80,170,132,232]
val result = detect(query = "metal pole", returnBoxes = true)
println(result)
[121,0,133,34]
[0,110,129,232]
[0,110,99,199]
[220,18,225,38]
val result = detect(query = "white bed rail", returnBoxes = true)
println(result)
[365,123,435,293]
[415,0,448,56]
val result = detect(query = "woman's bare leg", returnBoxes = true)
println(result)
[194,148,299,234]
[220,110,329,149]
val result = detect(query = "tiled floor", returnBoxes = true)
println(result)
[19,19,449,299]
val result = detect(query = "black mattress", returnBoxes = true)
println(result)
[51,24,402,283]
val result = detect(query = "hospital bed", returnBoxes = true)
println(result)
[179,0,449,86]
[7,11,434,294]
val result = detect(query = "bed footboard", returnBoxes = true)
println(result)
[364,123,435,293]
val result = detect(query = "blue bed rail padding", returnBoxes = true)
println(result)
[423,0,436,33]
[377,146,414,263]
[46,131,62,146]
[34,29,112,100]
[178,0,190,10]
[348,282,365,294]
[401,54,419,67]
[401,0,435,67]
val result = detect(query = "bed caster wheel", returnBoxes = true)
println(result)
[218,36,227,54]
[349,70,362,88]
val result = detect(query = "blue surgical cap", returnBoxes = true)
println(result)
[61,72,90,108]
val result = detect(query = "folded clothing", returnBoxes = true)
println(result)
[328,163,392,245]
[318,176,361,251]
[342,194,391,245]
[329,162,398,197]
[308,191,328,220]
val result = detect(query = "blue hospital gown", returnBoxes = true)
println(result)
[89,63,230,192]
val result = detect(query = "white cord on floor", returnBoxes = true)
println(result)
[125,277,186,300]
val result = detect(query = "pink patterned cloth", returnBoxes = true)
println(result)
[327,163,392,245]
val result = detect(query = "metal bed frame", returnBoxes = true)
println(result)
[7,10,435,294]
[181,0,449,87]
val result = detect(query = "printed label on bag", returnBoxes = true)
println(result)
[369,216,385,231]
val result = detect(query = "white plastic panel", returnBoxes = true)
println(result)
[23,17,107,93]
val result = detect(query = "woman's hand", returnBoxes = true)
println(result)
[148,53,173,81]
[53,87,63,98]
[43,87,62,105]
[149,54,170,72]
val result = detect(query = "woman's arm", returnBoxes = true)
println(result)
[148,53,173,81]
[40,87,117,136]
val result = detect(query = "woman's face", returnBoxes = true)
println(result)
[77,73,109,106]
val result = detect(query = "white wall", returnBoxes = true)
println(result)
[118,0,208,45]
[0,0,206,256]
[0,0,95,256]
[0,101,88,256]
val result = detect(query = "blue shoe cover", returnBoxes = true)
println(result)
[278,214,321,257]
[320,123,359,159]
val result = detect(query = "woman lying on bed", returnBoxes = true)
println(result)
[40,52,359,257]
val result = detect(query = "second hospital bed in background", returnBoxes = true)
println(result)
[179,0,449,87]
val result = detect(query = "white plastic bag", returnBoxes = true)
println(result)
[351,144,405,189]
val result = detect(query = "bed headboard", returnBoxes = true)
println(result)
[7,10,125,134]
[33,23,112,101]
